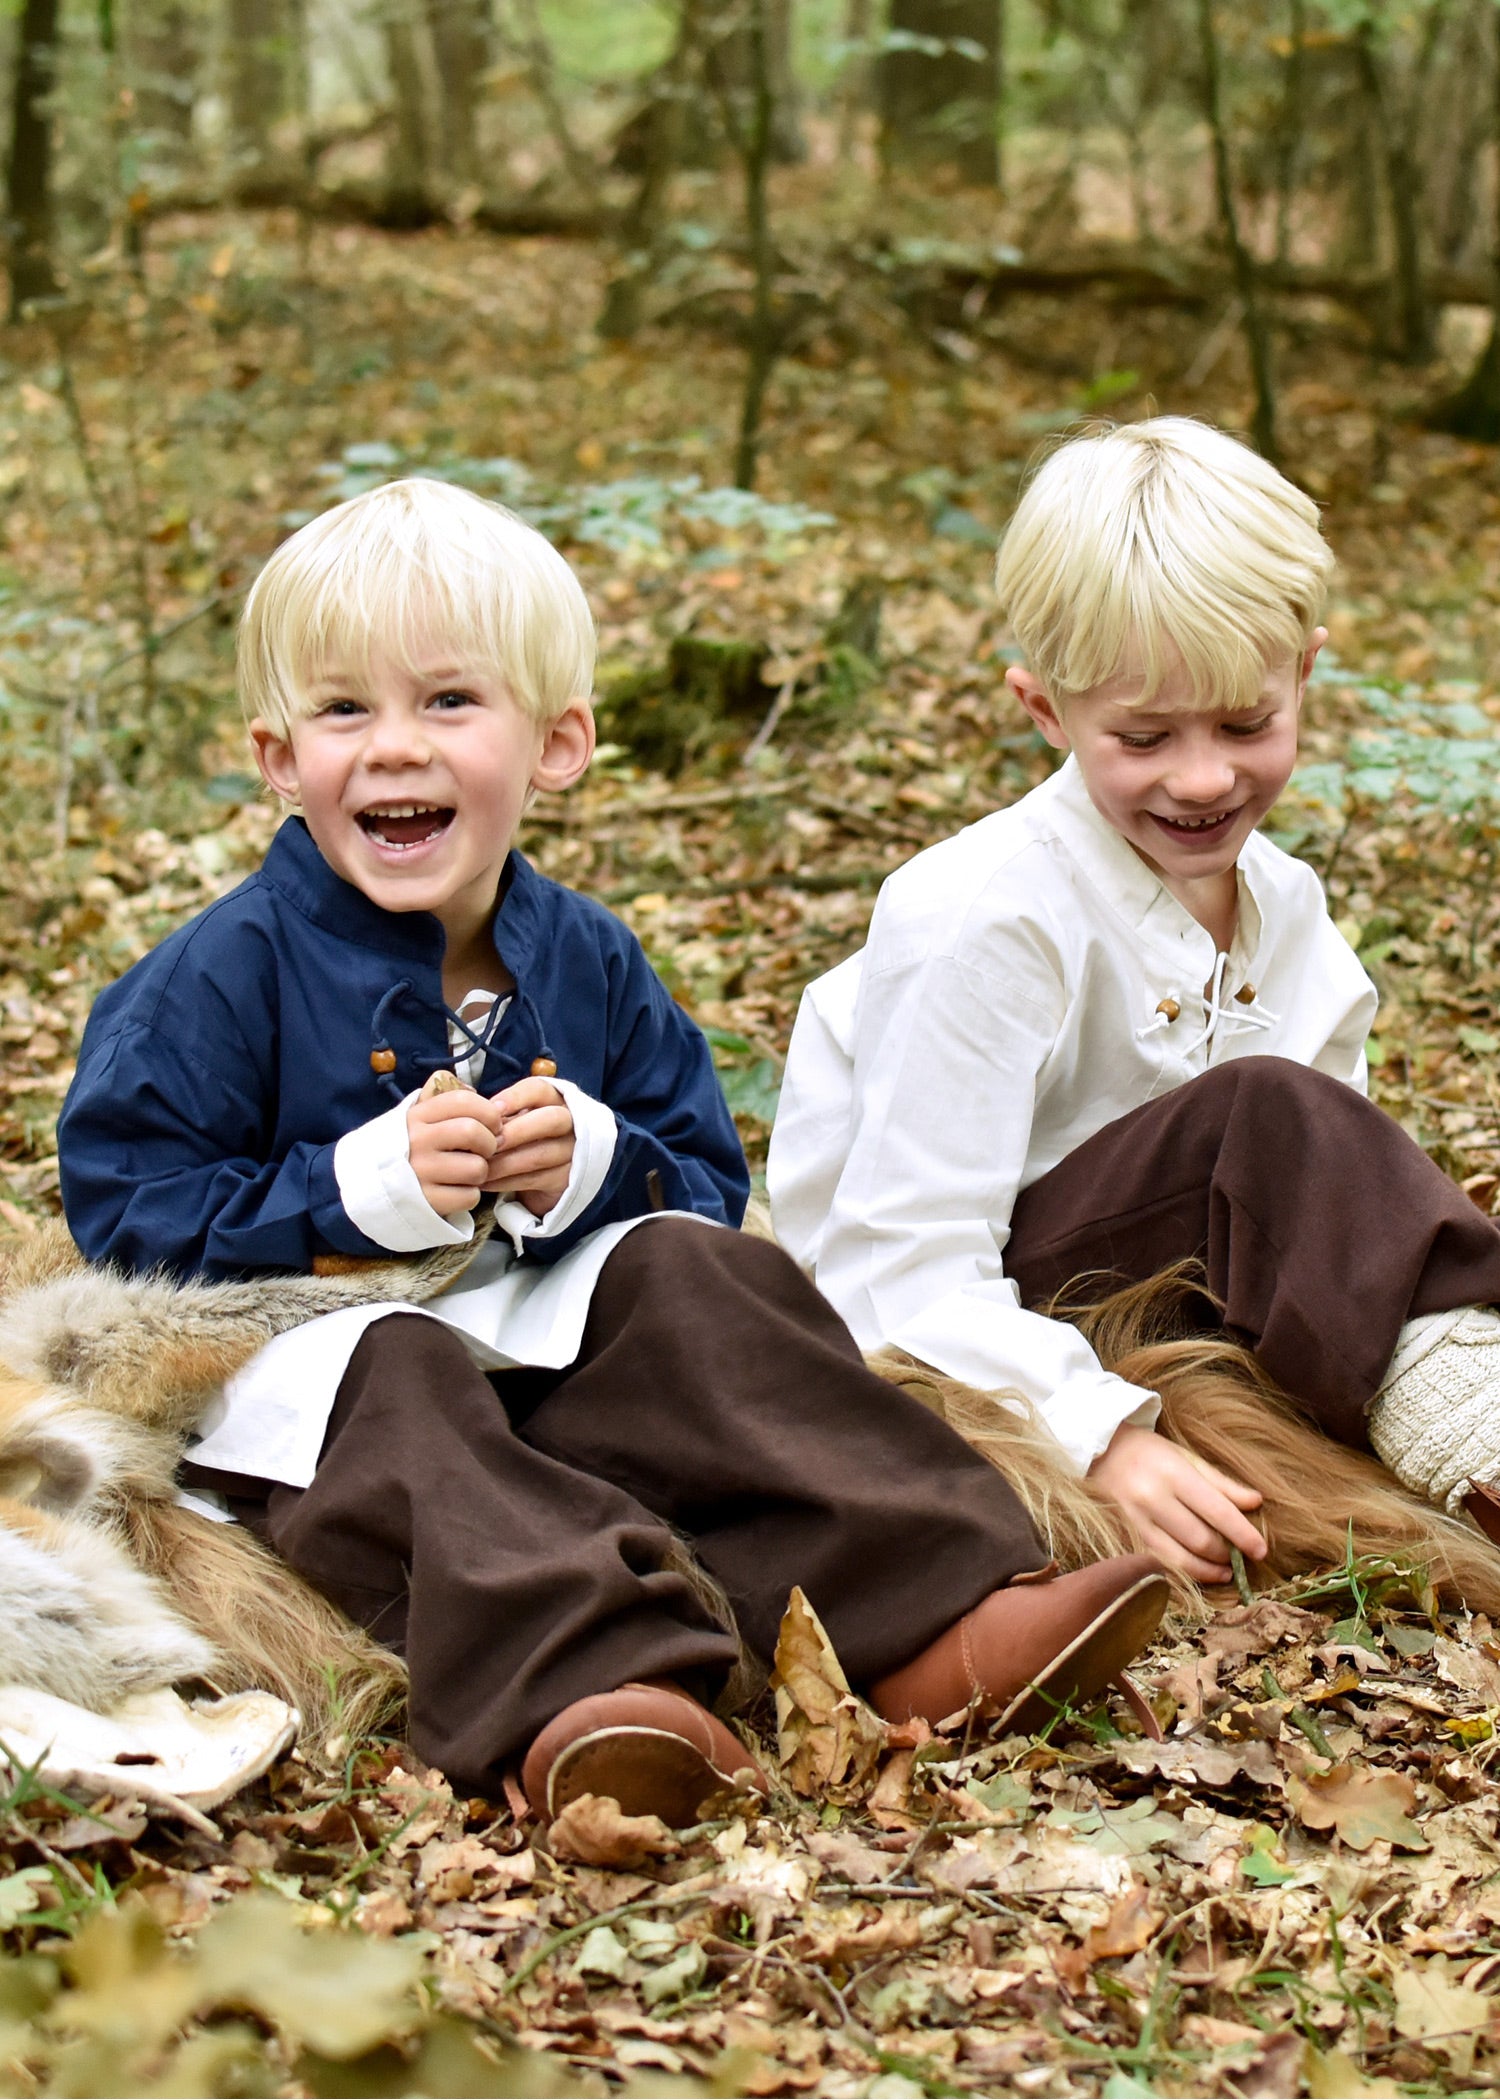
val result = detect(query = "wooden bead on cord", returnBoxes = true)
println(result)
[1154,998,1181,1023]
[370,1047,397,1074]
[531,1056,558,1078]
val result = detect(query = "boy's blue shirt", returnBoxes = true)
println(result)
[59,816,749,1280]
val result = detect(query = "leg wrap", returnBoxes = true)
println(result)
[1367,1307,1500,1513]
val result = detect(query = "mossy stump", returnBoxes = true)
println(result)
[599,634,772,772]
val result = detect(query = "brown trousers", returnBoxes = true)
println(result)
[1007,1056,1500,1451]
[188,1218,1047,1792]
[187,1059,1500,1788]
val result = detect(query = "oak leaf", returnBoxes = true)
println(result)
[1392,1957,1492,2077]
[545,1793,682,1869]
[1287,1763,1429,1851]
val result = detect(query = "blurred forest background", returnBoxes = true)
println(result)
[7,10,1500,2096]
[2,0,1500,1203]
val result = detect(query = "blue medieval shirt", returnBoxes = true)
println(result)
[58,817,748,1485]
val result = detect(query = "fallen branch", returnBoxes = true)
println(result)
[602,865,891,904]
[134,175,613,239]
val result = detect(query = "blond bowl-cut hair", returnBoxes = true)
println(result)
[994,417,1334,712]
[238,476,596,738]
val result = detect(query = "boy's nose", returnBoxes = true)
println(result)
[1164,752,1236,804]
[366,716,432,764]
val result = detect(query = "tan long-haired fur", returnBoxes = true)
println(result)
[5,1213,1500,1758]
[0,1221,741,1749]
[880,1261,1500,1616]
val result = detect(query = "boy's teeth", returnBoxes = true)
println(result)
[360,805,454,848]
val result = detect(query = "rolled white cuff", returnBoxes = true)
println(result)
[492,1079,619,1255]
[333,1094,474,1253]
[1036,1373,1161,1476]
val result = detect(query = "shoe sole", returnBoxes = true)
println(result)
[994,1572,1170,1736]
[546,1723,750,1825]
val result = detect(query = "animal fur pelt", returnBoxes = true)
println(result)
[0,1219,495,1750]
[876,1261,1500,1617]
[3,1220,1500,1766]
[0,1219,751,1750]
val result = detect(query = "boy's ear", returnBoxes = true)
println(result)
[530,699,596,793]
[1006,667,1071,752]
[1297,626,1328,701]
[249,718,302,804]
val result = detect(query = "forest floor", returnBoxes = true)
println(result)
[2,193,1500,2095]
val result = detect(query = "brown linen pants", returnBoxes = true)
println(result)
[186,1217,1049,1794]
[1006,1056,1500,1452]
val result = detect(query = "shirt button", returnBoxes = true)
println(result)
[370,1047,398,1073]
[1234,982,1258,1005]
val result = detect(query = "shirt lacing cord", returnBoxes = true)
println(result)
[1134,950,1280,1055]
[446,989,510,1084]
[368,979,559,1101]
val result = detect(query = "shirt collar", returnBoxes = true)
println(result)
[258,816,548,973]
[1039,755,1270,966]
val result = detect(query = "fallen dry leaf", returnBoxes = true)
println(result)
[1392,1956,1493,2077]
[1303,2041,1401,2096]
[769,1584,887,1797]
[1288,1763,1430,1852]
[1113,1731,1282,1790]
[1055,1880,1162,1984]
[545,1793,683,1869]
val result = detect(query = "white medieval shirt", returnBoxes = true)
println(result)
[766,756,1378,1475]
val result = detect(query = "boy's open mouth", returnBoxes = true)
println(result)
[1148,809,1238,841]
[357,804,456,850]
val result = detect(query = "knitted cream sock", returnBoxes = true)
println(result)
[1367,1306,1500,1515]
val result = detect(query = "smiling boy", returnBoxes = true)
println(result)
[770,417,1500,1578]
[57,477,1170,1824]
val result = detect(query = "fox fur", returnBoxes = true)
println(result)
[1,1220,1499,1761]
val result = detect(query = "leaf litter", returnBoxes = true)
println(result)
[0,213,1499,2092]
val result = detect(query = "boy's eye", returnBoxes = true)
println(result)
[316,698,364,718]
[429,688,477,710]
[1224,713,1275,738]
[1116,731,1166,750]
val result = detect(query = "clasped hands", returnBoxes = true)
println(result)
[407,1078,574,1220]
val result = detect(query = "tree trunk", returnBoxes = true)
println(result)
[383,10,433,224]
[125,0,201,154]
[879,0,1000,188]
[1429,3,1500,437]
[1430,6,1490,266]
[837,0,874,160]
[708,0,804,164]
[6,0,61,318]
[1272,0,1304,267]
[225,0,289,189]
[733,0,777,490]
[506,0,601,202]
[422,0,487,185]
[1194,0,1278,464]
[1353,23,1433,364]
[598,0,703,341]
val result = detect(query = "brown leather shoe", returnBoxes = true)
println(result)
[869,1553,1170,1734]
[521,1682,769,1825]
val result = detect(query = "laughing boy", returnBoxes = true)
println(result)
[57,477,1167,1824]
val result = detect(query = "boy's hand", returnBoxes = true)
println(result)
[406,1089,500,1216]
[482,1076,576,1217]
[1089,1423,1266,1585]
